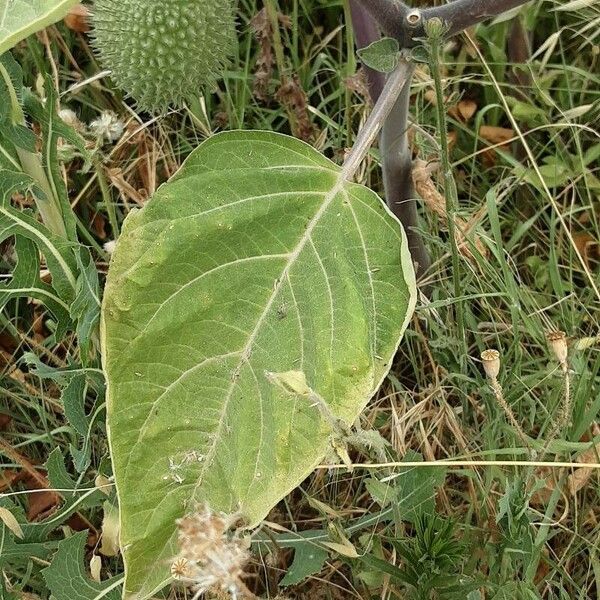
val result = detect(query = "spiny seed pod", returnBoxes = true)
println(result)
[92,0,235,112]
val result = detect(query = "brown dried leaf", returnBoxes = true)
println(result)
[63,4,90,33]
[573,232,600,269]
[27,487,59,521]
[448,99,477,122]
[479,125,515,145]
[92,213,107,240]
[412,159,487,261]
[249,8,290,101]
[568,425,600,494]
[275,75,316,142]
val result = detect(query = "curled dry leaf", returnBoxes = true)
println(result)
[0,506,24,538]
[275,75,316,142]
[63,4,90,33]
[532,425,600,504]
[99,501,120,557]
[479,125,515,145]
[90,554,102,583]
[448,99,478,122]
[479,125,515,166]
[250,8,292,101]
[569,425,600,495]
[573,232,600,269]
[423,90,477,122]
[412,159,488,261]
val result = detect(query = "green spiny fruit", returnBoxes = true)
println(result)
[92,0,235,112]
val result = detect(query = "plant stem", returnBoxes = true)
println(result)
[427,23,466,363]
[380,73,430,276]
[362,0,532,46]
[347,7,430,275]
[348,0,385,101]
[341,60,412,182]
[0,61,68,238]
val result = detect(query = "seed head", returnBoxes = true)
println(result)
[480,349,501,380]
[91,0,236,112]
[174,504,249,598]
[546,330,568,366]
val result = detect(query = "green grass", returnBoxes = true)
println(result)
[1,0,600,598]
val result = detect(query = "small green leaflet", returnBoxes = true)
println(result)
[102,130,416,598]
[357,38,400,73]
[0,499,53,568]
[43,531,122,600]
[280,544,329,587]
[0,0,79,56]
[365,450,446,522]
[22,449,105,543]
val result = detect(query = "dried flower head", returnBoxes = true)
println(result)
[481,349,501,380]
[173,504,250,598]
[89,111,124,143]
[546,330,568,366]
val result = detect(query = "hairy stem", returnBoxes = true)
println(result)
[427,20,466,360]
[341,60,412,182]
[348,0,385,101]
[348,5,429,276]
[380,71,430,275]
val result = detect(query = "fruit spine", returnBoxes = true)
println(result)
[92,0,235,112]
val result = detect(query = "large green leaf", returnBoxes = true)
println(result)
[101,130,416,599]
[0,0,78,55]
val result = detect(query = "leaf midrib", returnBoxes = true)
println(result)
[189,172,347,502]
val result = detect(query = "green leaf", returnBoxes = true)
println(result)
[0,201,78,301]
[43,531,122,600]
[102,130,416,598]
[366,451,446,522]
[0,499,53,567]
[0,235,71,330]
[24,79,89,241]
[0,0,79,56]
[280,544,329,587]
[357,38,400,73]
[70,247,101,364]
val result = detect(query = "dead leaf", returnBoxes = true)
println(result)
[573,232,600,269]
[568,424,600,494]
[479,125,515,145]
[448,99,478,122]
[322,541,359,558]
[99,501,120,557]
[63,4,90,33]
[92,213,107,240]
[27,486,59,521]
[0,506,24,538]
[0,468,28,492]
[276,75,316,142]
[90,555,102,583]
[0,413,11,431]
[424,90,477,122]
[412,159,488,261]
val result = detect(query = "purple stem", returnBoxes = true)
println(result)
[349,0,385,101]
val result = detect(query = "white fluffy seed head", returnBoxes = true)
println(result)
[91,0,235,112]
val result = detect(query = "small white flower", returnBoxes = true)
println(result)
[89,111,124,143]
[59,108,83,130]
[103,240,117,255]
